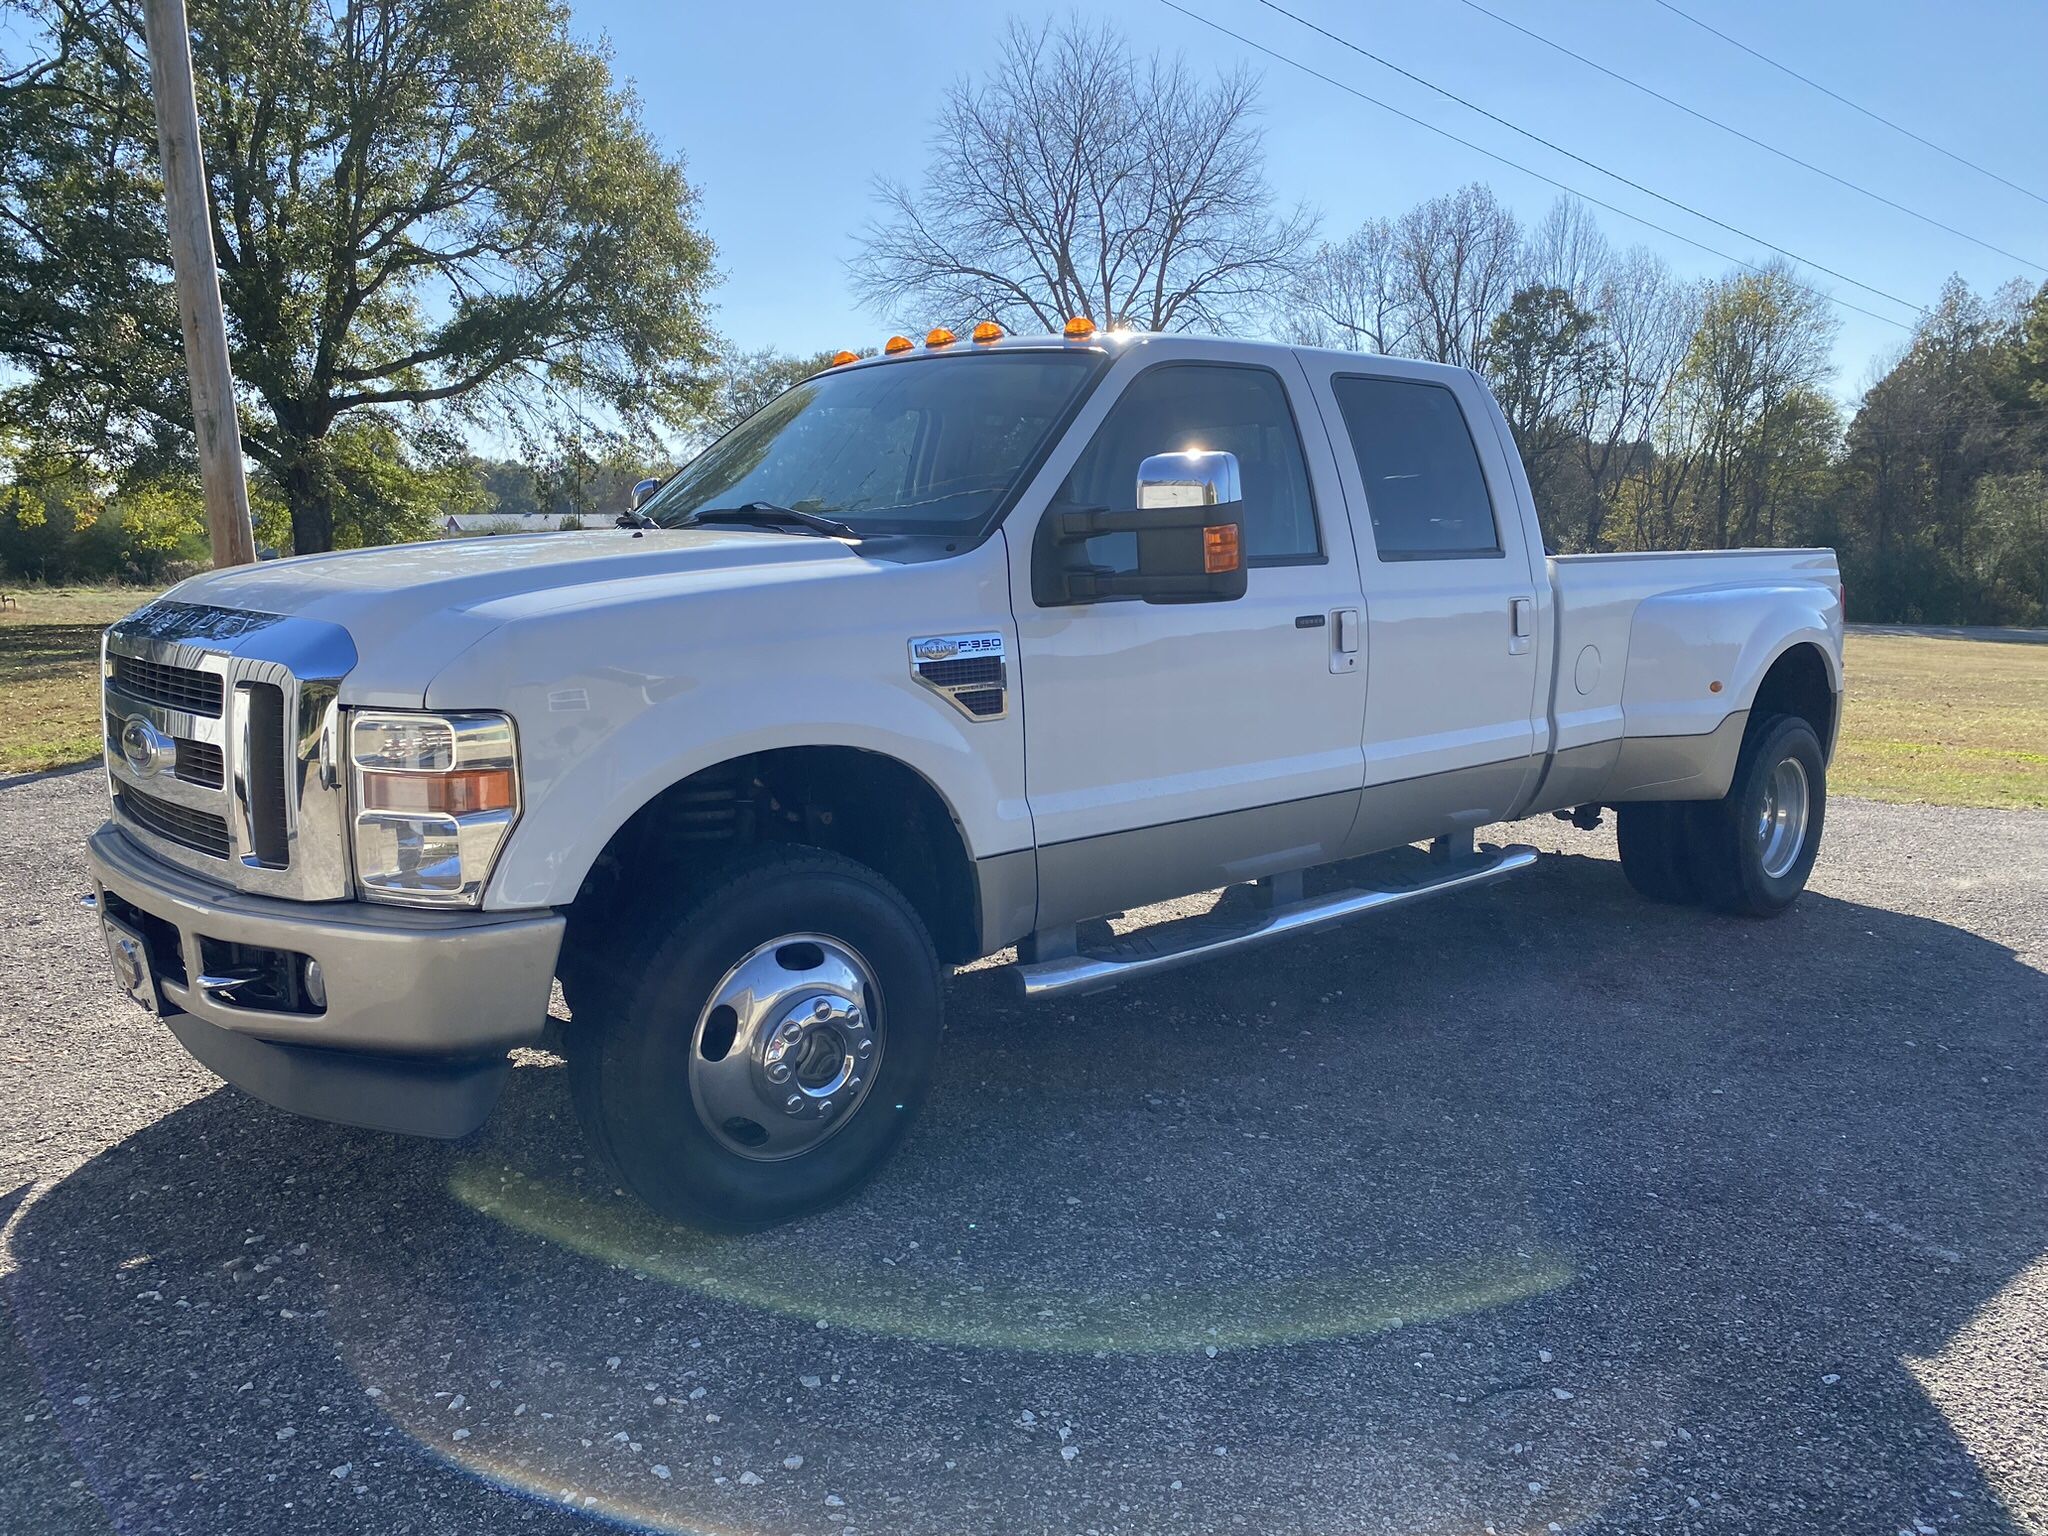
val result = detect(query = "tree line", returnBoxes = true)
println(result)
[2,7,2044,623]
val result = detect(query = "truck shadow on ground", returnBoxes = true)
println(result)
[9,848,2046,1535]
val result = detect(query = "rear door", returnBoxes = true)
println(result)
[1304,357,1544,825]
[1006,340,1369,926]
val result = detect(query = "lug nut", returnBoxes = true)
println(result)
[814,998,832,1017]
[766,1062,790,1083]
[785,1094,805,1115]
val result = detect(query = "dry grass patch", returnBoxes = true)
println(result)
[0,586,149,776]
[1834,633,2048,810]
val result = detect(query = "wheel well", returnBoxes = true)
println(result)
[1749,643,1836,755]
[564,748,982,974]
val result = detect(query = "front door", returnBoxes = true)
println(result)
[1007,344,1369,928]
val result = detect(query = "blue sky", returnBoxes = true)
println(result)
[566,0,2048,399]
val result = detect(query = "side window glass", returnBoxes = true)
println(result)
[1056,364,1321,570]
[1331,376,1501,559]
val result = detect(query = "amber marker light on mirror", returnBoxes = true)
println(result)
[1204,524,1241,574]
[884,334,914,354]
[926,327,957,347]
[831,350,859,366]
[1063,315,1096,338]
[972,321,1004,343]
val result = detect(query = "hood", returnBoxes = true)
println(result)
[158,527,864,705]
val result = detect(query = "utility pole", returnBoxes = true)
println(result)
[140,0,255,568]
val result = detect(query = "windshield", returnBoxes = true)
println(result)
[644,350,1105,537]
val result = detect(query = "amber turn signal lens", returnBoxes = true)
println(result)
[1203,523,1241,575]
[830,349,859,366]
[972,321,1003,343]
[1063,315,1096,338]
[884,335,914,354]
[926,327,956,347]
[360,768,515,817]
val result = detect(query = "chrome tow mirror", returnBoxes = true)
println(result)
[1038,448,1247,606]
[1135,449,1241,511]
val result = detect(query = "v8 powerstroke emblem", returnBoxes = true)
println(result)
[117,715,177,778]
[908,633,1008,721]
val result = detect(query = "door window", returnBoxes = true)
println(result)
[1056,363,1321,570]
[1331,375,1501,560]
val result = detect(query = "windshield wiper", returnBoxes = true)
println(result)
[679,502,859,540]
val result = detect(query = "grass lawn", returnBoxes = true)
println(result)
[0,585,149,777]
[2,585,2044,808]
[1833,631,2048,811]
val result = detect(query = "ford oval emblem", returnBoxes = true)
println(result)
[118,715,176,778]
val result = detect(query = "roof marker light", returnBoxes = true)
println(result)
[830,350,859,366]
[1063,315,1096,338]
[926,326,957,347]
[884,335,914,354]
[972,321,1004,343]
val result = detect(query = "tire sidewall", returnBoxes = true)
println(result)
[1723,716,1826,914]
[596,857,942,1229]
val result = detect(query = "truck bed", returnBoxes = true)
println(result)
[1531,547,1843,813]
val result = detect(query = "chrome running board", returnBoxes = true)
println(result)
[1008,843,1539,1000]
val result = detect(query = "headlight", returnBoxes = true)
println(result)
[349,710,519,906]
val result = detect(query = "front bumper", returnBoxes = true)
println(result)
[88,822,564,1137]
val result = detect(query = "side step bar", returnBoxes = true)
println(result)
[1008,843,1539,1000]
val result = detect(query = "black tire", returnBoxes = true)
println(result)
[566,844,943,1231]
[1687,714,1827,918]
[1616,801,1701,905]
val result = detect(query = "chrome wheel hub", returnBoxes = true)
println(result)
[690,934,881,1161]
[1756,756,1810,881]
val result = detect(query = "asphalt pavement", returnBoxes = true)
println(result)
[2,766,2043,1535]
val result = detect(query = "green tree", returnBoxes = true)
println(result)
[247,417,486,552]
[1970,471,2048,623]
[701,346,842,443]
[1480,283,1610,543]
[1832,277,2045,621]
[1675,265,1840,550]
[0,0,717,554]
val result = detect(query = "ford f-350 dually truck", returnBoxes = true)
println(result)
[86,325,1842,1229]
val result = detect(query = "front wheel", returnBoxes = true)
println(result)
[1687,714,1827,918]
[567,846,943,1231]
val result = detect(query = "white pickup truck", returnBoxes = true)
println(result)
[87,327,1843,1229]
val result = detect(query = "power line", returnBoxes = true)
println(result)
[1448,0,2045,276]
[1253,0,1919,314]
[1648,0,2048,210]
[1152,0,1915,333]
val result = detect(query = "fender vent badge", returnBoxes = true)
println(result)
[910,633,1008,721]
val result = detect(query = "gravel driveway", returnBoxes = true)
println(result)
[2,767,2043,1535]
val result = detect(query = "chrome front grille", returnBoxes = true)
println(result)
[108,654,223,716]
[101,600,357,900]
[176,737,225,788]
[115,784,232,857]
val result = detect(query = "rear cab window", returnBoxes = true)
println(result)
[1328,375,1502,560]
